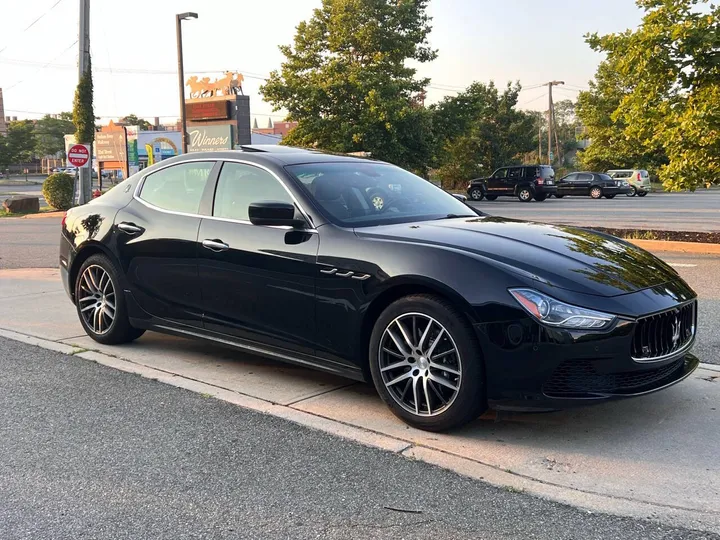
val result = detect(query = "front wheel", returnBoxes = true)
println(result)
[485,195,498,201]
[590,186,603,199]
[75,254,145,345]
[626,186,637,197]
[534,193,547,202]
[469,187,484,201]
[637,191,648,197]
[369,295,487,432]
[517,188,533,202]
[555,194,565,199]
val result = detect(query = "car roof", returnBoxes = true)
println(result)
[160,149,380,167]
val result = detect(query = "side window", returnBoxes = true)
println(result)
[213,162,294,221]
[564,173,578,182]
[139,161,214,214]
[492,169,507,179]
[579,173,594,182]
[507,167,522,180]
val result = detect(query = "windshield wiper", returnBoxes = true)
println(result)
[435,213,476,220]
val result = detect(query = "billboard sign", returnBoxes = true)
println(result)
[188,125,233,152]
[96,132,127,162]
[186,100,229,121]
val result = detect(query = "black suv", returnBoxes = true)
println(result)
[467,165,557,202]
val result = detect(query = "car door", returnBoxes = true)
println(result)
[114,160,220,328]
[486,168,507,194]
[197,160,318,355]
[506,167,523,194]
[557,173,577,195]
[575,173,594,195]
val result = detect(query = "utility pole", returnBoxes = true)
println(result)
[546,80,564,165]
[76,0,91,204]
[538,123,542,163]
[176,12,198,154]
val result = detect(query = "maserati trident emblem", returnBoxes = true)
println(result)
[671,317,681,348]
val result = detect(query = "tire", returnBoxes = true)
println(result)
[74,254,145,345]
[605,194,616,199]
[590,186,603,199]
[534,193,547,202]
[485,195,498,201]
[637,191,648,197]
[469,187,484,201]
[369,294,487,432]
[517,188,533,202]
[626,186,637,197]
[555,194,565,199]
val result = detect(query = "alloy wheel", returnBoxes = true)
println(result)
[626,186,637,197]
[591,187,602,199]
[519,189,532,202]
[470,188,483,200]
[77,264,116,335]
[378,313,462,417]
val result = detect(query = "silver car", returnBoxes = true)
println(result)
[607,169,651,197]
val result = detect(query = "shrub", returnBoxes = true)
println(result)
[42,173,75,210]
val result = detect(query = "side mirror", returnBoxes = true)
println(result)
[248,201,304,227]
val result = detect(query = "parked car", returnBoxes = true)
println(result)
[467,165,556,202]
[555,172,633,199]
[607,169,651,197]
[60,150,698,431]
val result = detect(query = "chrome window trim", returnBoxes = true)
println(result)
[132,157,318,233]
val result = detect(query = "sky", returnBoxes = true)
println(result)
[0,0,645,125]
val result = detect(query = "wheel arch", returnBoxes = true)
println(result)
[358,277,480,378]
[68,242,121,304]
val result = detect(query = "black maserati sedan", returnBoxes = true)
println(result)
[60,150,698,431]
[555,172,633,199]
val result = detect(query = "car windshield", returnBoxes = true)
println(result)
[286,161,476,227]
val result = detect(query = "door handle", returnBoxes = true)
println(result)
[202,239,229,252]
[117,222,144,235]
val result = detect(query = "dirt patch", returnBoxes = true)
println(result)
[591,227,720,244]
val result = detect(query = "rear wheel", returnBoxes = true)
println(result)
[469,187,484,201]
[637,191,648,197]
[590,186,603,199]
[555,194,565,199]
[369,295,486,432]
[605,194,616,199]
[75,254,145,345]
[485,195,498,201]
[534,193,547,202]
[517,188,533,202]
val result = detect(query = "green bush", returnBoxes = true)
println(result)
[42,173,75,210]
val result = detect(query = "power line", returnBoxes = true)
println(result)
[518,92,547,107]
[4,40,78,90]
[0,0,67,54]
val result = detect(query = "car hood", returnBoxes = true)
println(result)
[355,216,680,297]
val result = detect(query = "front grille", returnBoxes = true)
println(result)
[543,358,685,397]
[631,301,696,361]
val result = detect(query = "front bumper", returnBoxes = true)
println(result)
[474,284,699,411]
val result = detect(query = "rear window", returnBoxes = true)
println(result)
[640,170,649,178]
[599,174,613,181]
[538,166,555,179]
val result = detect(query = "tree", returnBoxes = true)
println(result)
[119,114,152,131]
[260,0,436,173]
[5,120,37,164]
[73,60,95,145]
[35,112,75,157]
[579,0,719,190]
[431,82,536,187]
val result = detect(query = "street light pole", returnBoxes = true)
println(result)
[176,12,198,155]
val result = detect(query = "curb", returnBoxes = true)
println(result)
[0,325,719,534]
[629,238,720,255]
[22,211,64,219]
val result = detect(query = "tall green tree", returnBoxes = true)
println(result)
[34,112,75,157]
[579,0,719,190]
[5,120,37,164]
[119,114,152,131]
[260,0,436,173]
[431,82,536,187]
[73,60,95,145]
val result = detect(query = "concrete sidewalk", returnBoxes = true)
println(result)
[1,268,719,534]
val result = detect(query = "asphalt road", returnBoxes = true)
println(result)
[468,190,720,232]
[0,216,717,364]
[1,338,716,540]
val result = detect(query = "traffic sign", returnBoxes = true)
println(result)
[68,144,90,168]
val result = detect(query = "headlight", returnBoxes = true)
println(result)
[467,183,472,189]
[509,288,616,330]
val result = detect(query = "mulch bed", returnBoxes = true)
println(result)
[591,227,720,244]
